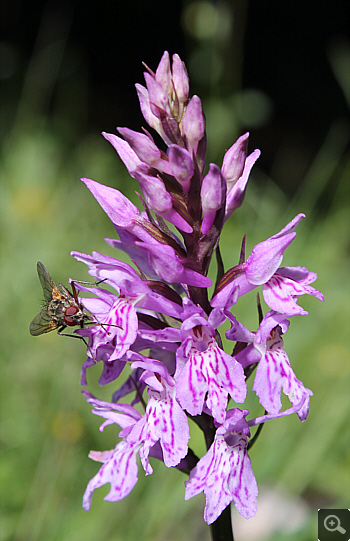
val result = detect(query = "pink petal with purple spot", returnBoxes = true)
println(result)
[185,432,258,523]
[83,440,139,510]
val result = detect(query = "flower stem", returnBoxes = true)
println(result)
[247,410,267,451]
[210,504,234,541]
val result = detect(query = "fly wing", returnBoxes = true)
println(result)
[37,262,56,302]
[29,307,58,335]
[59,283,74,299]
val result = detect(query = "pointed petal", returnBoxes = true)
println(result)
[82,440,139,510]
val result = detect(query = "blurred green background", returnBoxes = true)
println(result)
[1,1,349,541]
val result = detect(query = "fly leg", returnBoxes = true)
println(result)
[57,328,97,363]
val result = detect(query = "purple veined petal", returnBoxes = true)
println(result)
[184,431,258,523]
[252,334,312,418]
[275,267,324,302]
[176,339,246,423]
[205,384,230,425]
[172,53,189,103]
[78,294,139,363]
[263,275,311,315]
[155,50,172,95]
[276,265,318,286]
[108,297,139,361]
[168,144,194,192]
[91,402,138,432]
[139,384,190,468]
[81,178,140,229]
[82,390,143,426]
[225,149,261,219]
[248,388,313,425]
[200,163,226,235]
[176,350,208,417]
[294,388,313,421]
[263,268,324,315]
[121,416,155,476]
[221,132,249,186]
[83,440,139,510]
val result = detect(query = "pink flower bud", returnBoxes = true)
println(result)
[200,164,226,235]
[155,51,172,96]
[168,144,194,192]
[221,132,249,188]
[182,95,205,155]
[172,54,189,103]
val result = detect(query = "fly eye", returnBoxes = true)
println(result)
[65,306,79,317]
[64,305,80,326]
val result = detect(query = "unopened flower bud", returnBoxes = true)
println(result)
[182,95,205,156]
[225,149,261,220]
[172,54,189,104]
[134,170,193,233]
[221,132,249,188]
[117,127,170,173]
[144,72,171,119]
[200,164,226,235]
[168,144,194,192]
[155,51,172,96]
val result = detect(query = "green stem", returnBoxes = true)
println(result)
[215,244,225,288]
[210,504,234,541]
[247,413,266,451]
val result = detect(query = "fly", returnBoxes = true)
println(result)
[30,261,94,337]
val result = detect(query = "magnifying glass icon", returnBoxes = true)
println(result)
[324,515,346,534]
